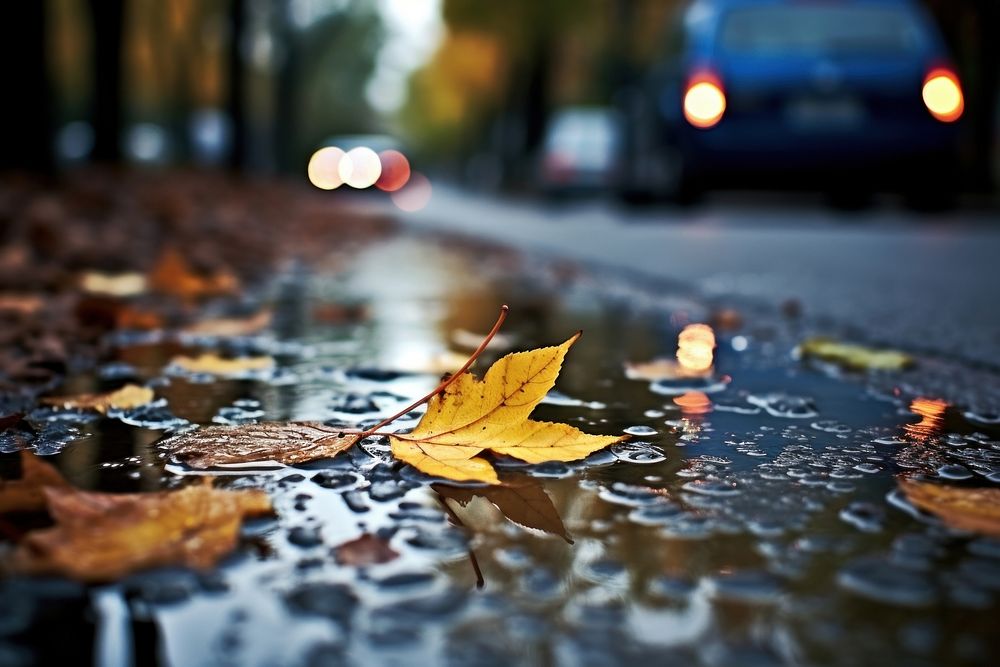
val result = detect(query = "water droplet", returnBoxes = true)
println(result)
[838,557,937,607]
[747,393,819,419]
[936,464,972,480]
[610,442,666,464]
[682,479,740,497]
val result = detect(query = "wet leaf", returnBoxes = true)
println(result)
[182,309,272,337]
[41,383,155,414]
[396,350,474,375]
[624,358,702,381]
[150,248,239,300]
[451,328,515,352]
[799,338,913,371]
[899,479,1000,537]
[0,294,44,315]
[80,271,148,297]
[390,333,624,484]
[0,452,70,514]
[436,477,570,542]
[333,533,399,566]
[170,353,275,375]
[4,482,272,582]
[161,422,360,468]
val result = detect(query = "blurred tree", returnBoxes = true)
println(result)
[0,2,53,170]
[273,0,385,172]
[227,0,247,170]
[87,0,125,162]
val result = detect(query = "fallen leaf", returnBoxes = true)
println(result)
[899,479,1000,537]
[0,294,44,315]
[333,533,399,566]
[149,248,239,300]
[395,350,474,375]
[0,452,70,514]
[41,384,155,414]
[799,338,913,371]
[182,309,273,337]
[4,482,272,582]
[624,358,702,381]
[390,333,625,484]
[435,477,570,542]
[160,422,360,468]
[170,353,275,375]
[451,328,515,352]
[80,271,148,297]
[115,306,165,331]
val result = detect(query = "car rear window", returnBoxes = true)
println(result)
[720,5,923,55]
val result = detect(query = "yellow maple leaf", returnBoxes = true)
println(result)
[390,333,625,484]
[170,353,274,375]
[42,384,155,414]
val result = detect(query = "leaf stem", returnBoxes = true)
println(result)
[357,304,509,440]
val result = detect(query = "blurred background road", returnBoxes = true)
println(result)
[398,188,1000,367]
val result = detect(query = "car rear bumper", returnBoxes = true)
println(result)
[679,117,959,183]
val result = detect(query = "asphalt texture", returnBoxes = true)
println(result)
[395,188,1000,370]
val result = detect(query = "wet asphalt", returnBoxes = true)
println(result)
[393,187,1000,371]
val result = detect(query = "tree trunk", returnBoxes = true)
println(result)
[87,0,125,163]
[227,0,247,171]
[0,2,53,171]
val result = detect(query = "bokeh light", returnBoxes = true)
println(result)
[905,397,948,440]
[676,323,716,373]
[339,146,383,189]
[922,70,964,122]
[307,146,345,190]
[674,392,712,415]
[684,80,726,129]
[376,150,411,192]
[391,172,433,212]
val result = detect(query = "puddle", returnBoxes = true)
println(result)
[2,236,999,666]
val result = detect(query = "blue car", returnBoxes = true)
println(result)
[618,0,965,205]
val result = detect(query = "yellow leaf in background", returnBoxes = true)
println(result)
[170,353,274,375]
[899,479,1000,537]
[80,271,148,297]
[390,333,624,484]
[451,328,515,352]
[42,383,155,414]
[395,350,473,375]
[182,309,273,337]
[799,338,913,371]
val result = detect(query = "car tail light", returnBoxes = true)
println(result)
[922,68,964,123]
[684,72,726,129]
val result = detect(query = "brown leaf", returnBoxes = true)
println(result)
[181,310,272,337]
[160,422,360,468]
[41,384,155,414]
[0,294,44,315]
[169,353,274,375]
[5,482,272,582]
[899,479,1000,537]
[0,452,71,515]
[149,248,239,301]
[333,533,399,566]
[435,477,571,542]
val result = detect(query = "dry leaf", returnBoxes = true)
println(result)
[436,478,570,542]
[80,271,148,297]
[451,328,515,352]
[41,384,155,414]
[115,306,165,331]
[170,353,275,375]
[390,333,625,484]
[150,248,239,300]
[5,482,272,582]
[899,479,1000,537]
[623,358,706,381]
[799,338,913,371]
[0,294,44,315]
[395,350,474,375]
[333,533,399,566]
[182,309,273,337]
[0,452,71,514]
[161,422,360,468]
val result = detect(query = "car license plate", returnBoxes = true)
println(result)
[787,97,865,129]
